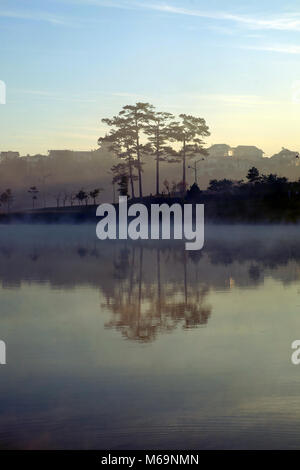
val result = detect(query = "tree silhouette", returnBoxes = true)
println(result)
[186,182,202,200]
[163,179,170,196]
[99,121,138,198]
[62,191,69,207]
[260,173,287,185]
[100,102,154,198]
[247,167,260,183]
[118,174,129,197]
[0,189,13,213]
[169,114,210,194]
[75,189,87,206]
[89,188,102,205]
[208,179,234,191]
[53,192,61,208]
[68,192,75,206]
[28,186,39,209]
[119,102,155,198]
[144,111,179,195]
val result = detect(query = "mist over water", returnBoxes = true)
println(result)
[1,224,300,449]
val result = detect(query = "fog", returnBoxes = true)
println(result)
[1,144,300,211]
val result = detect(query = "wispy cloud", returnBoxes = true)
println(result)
[175,93,282,108]
[145,4,300,32]
[13,88,97,102]
[6,1,300,33]
[66,0,300,32]
[243,44,300,55]
[12,88,149,103]
[0,9,72,25]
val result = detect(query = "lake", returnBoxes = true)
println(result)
[0,224,300,449]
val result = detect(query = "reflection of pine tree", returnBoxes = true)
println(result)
[113,248,130,280]
[118,175,129,197]
[103,245,211,342]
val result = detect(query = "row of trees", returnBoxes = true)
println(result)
[26,186,103,210]
[207,167,292,192]
[74,188,103,206]
[1,166,297,213]
[245,166,288,185]
[0,189,13,212]
[98,102,210,198]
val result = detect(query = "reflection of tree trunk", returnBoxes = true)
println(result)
[183,250,188,304]
[128,246,135,303]
[137,247,143,332]
[103,243,212,341]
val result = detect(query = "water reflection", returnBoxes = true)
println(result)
[104,247,211,341]
[1,224,300,449]
[0,224,300,341]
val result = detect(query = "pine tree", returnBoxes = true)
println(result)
[144,111,179,195]
[169,114,210,193]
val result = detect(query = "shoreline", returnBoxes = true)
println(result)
[1,199,300,224]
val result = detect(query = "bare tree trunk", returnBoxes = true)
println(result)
[156,153,159,196]
[156,130,159,196]
[135,117,143,198]
[182,136,186,193]
[137,146,142,197]
[128,159,135,198]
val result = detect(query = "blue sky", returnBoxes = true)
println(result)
[1,0,300,155]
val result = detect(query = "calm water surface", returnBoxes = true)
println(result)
[0,224,300,449]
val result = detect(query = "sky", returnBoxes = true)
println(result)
[1,0,300,156]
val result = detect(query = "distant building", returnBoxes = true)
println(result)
[22,153,48,165]
[48,149,94,161]
[207,144,264,160]
[270,147,298,161]
[0,151,20,162]
[207,144,231,158]
[232,146,264,160]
